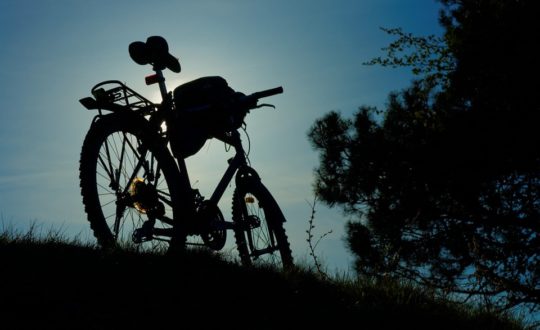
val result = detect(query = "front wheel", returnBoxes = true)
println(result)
[232,179,293,269]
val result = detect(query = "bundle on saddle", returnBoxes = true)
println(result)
[169,76,249,159]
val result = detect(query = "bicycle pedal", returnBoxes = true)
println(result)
[132,227,152,243]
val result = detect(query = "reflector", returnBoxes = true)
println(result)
[145,74,160,85]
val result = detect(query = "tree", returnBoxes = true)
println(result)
[308,0,540,318]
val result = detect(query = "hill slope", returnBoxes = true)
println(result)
[0,237,525,330]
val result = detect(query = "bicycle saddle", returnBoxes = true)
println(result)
[129,36,181,73]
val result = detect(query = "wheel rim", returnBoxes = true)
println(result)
[242,192,283,266]
[95,130,174,251]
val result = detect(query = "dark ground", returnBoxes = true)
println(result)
[0,240,525,330]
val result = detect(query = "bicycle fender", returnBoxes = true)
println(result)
[235,166,286,223]
[89,112,164,145]
[235,166,261,187]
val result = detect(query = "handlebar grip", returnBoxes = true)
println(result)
[251,86,283,100]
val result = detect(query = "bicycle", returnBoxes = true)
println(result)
[78,36,293,268]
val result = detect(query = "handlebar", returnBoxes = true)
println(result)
[238,86,283,109]
[250,86,283,100]
[182,86,283,114]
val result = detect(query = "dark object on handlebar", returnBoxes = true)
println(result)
[173,76,235,112]
[170,76,234,158]
[169,76,283,159]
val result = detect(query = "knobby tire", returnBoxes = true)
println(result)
[232,179,293,269]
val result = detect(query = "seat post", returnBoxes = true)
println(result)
[154,68,169,102]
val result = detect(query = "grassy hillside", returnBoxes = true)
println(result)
[0,232,526,330]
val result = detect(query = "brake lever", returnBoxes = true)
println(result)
[254,103,275,109]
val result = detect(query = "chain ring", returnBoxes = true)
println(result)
[198,201,227,250]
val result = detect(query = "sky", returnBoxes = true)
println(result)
[0,0,443,273]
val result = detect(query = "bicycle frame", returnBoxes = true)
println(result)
[82,66,258,229]
[151,67,253,229]
[208,131,248,206]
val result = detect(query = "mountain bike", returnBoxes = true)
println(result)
[78,36,293,268]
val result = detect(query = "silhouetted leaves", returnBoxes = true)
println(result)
[308,0,540,320]
[364,27,454,87]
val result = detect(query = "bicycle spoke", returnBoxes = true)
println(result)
[233,186,292,268]
[121,150,147,196]
[100,199,116,208]
[156,192,173,208]
[115,132,128,185]
[96,181,113,193]
[98,154,115,183]
[85,126,177,251]
[103,139,116,183]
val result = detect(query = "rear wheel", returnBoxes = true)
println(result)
[79,114,185,252]
[232,178,293,269]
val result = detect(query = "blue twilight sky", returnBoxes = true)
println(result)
[0,0,443,272]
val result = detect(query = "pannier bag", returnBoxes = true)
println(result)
[169,76,247,158]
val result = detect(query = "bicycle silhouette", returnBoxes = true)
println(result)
[78,36,293,268]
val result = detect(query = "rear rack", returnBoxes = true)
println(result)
[79,80,156,114]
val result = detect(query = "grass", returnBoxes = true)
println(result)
[0,227,528,330]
